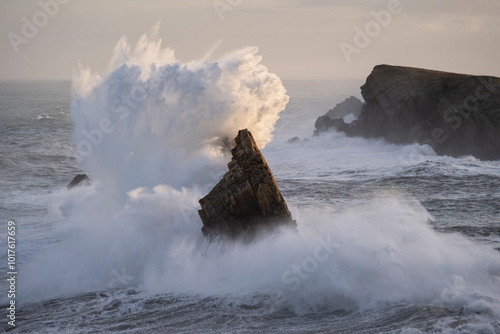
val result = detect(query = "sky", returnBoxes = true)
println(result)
[1,0,499,81]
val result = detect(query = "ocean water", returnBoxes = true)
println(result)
[1,33,500,333]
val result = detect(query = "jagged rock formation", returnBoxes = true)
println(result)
[198,129,296,241]
[327,96,364,119]
[67,174,91,189]
[315,65,500,160]
[314,96,363,135]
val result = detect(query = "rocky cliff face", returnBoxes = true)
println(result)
[198,129,296,242]
[315,65,500,160]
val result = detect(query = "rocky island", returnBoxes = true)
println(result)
[315,65,500,160]
[198,129,296,242]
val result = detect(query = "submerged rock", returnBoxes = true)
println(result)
[315,65,500,160]
[198,129,296,242]
[67,174,91,189]
[287,136,309,144]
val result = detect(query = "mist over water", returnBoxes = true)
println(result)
[4,26,500,333]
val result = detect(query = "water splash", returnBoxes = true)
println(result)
[16,26,500,323]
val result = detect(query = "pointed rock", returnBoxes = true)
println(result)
[198,129,296,242]
[67,174,91,189]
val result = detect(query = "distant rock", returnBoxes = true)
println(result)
[315,65,500,160]
[67,174,91,189]
[314,96,363,135]
[198,129,296,242]
[326,96,364,119]
[287,137,309,144]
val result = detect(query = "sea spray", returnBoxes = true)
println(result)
[71,23,288,194]
[16,26,500,322]
[19,24,289,302]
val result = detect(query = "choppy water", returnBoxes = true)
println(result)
[1,79,499,333]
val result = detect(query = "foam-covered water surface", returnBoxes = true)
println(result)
[1,27,499,333]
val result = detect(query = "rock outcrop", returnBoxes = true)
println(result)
[314,97,363,135]
[327,96,364,119]
[67,174,91,189]
[198,129,296,242]
[315,65,500,160]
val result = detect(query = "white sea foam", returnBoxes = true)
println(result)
[21,183,500,319]
[70,23,288,194]
[16,26,500,322]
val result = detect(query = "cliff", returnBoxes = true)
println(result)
[198,129,296,242]
[315,65,500,160]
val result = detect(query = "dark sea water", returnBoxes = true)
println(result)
[1,80,500,333]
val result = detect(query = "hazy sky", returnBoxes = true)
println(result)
[1,0,500,80]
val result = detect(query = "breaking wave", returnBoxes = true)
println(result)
[16,25,500,324]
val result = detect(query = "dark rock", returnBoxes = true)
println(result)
[314,96,363,135]
[326,96,363,119]
[198,129,296,242]
[287,137,310,144]
[67,174,91,189]
[315,65,500,160]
